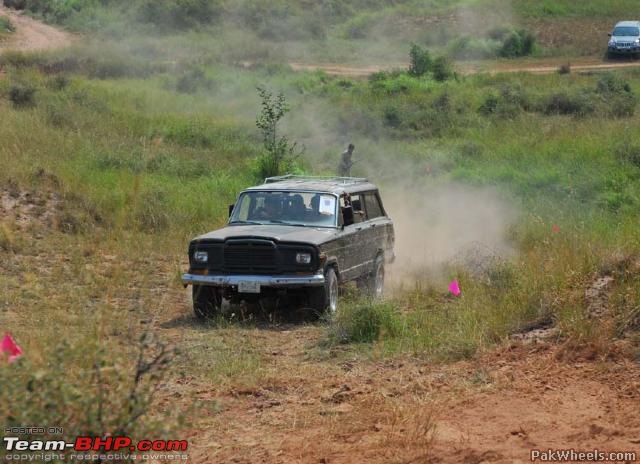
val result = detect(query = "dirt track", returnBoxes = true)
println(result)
[0,5,71,52]
[291,58,640,77]
[160,310,640,463]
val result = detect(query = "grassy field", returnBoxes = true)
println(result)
[1,1,640,461]
[0,15,14,40]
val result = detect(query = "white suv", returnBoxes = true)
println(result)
[608,21,640,57]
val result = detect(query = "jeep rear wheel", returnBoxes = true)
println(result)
[358,255,385,299]
[192,285,222,320]
[309,267,338,314]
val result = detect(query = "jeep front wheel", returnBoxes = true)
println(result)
[192,285,222,320]
[309,267,338,314]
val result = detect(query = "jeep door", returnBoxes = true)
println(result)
[362,191,392,262]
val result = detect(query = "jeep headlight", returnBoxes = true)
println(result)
[194,251,208,263]
[296,252,312,264]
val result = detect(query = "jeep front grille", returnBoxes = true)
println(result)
[223,239,278,274]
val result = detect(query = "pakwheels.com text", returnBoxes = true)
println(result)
[531,449,637,462]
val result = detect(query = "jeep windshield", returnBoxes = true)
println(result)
[229,191,338,228]
[613,26,640,36]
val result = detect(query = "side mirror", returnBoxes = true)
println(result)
[608,32,612,37]
[342,206,354,227]
[228,204,235,218]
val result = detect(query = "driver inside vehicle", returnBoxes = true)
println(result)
[287,194,306,220]
[253,195,280,220]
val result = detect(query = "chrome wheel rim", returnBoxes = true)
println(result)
[329,272,338,313]
[374,263,384,298]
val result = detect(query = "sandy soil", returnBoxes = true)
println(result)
[0,5,72,52]
[159,314,640,463]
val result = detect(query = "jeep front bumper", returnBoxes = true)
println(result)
[182,272,325,288]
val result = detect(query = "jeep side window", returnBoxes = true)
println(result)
[350,194,366,223]
[364,193,383,219]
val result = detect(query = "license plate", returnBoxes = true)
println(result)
[238,281,261,293]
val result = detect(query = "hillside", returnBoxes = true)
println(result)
[1,1,640,463]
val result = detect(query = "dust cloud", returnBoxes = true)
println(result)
[383,182,518,286]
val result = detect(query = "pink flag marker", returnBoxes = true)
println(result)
[1,333,23,363]
[448,279,461,297]
[551,224,560,234]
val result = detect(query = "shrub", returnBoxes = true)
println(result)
[326,300,402,344]
[432,56,454,82]
[0,15,15,33]
[175,66,214,94]
[2,0,26,9]
[596,74,637,117]
[254,86,302,179]
[135,0,221,30]
[408,43,432,77]
[615,142,640,167]
[542,91,593,116]
[0,334,179,444]
[8,83,36,108]
[497,28,536,58]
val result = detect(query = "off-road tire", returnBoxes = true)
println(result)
[358,255,385,299]
[192,285,222,320]
[309,267,338,314]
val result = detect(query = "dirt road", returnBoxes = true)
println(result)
[0,5,71,52]
[160,304,640,463]
[291,58,640,77]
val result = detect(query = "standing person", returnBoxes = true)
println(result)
[338,143,355,177]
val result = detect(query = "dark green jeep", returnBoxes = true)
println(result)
[182,175,395,319]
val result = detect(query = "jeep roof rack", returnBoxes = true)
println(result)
[264,174,369,185]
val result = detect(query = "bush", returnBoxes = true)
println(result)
[0,334,179,444]
[326,300,402,344]
[542,91,593,116]
[175,66,214,94]
[408,43,432,77]
[0,16,15,33]
[432,56,454,82]
[2,0,26,9]
[479,84,529,118]
[136,0,221,30]
[497,28,536,58]
[8,83,36,108]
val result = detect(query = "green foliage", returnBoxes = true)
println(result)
[432,56,454,82]
[255,86,301,179]
[449,27,537,60]
[408,43,432,77]
[2,0,26,9]
[9,83,36,108]
[495,28,536,58]
[326,300,403,344]
[407,44,454,82]
[135,0,221,30]
[0,16,15,35]
[0,334,179,443]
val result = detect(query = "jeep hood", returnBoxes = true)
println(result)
[193,224,339,246]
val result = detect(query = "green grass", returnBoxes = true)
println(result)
[0,16,14,40]
[3,2,640,443]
